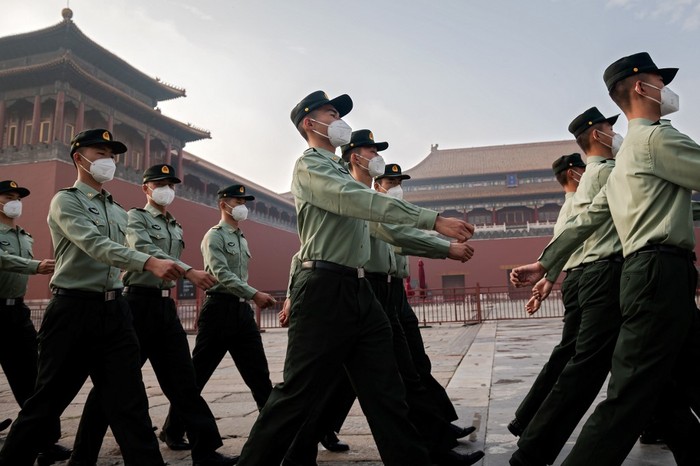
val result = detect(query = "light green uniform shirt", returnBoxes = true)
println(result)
[48,181,150,292]
[291,148,438,268]
[202,220,257,299]
[123,203,191,289]
[574,156,621,264]
[0,224,40,298]
[366,222,450,275]
[540,119,700,269]
[394,253,410,279]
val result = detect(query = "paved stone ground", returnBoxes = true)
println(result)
[0,320,672,465]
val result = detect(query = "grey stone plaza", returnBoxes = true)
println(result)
[0,319,672,465]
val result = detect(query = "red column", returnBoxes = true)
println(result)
[76,102,85,132]
[31,95,41,144]
[533,205,539,223]
[491,207,497,224]
[52,91,65,142]
[144,132,151,168]
[0,100,5,149]
[166,143,172,164]
[177,147,184,185]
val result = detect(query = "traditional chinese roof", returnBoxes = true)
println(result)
[0,13,184,102]
[404,180,563,204]
[406,140,581,179]
[183,151,295,208]
[0,52,209,143]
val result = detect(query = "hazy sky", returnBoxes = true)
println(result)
[3,0,699,193]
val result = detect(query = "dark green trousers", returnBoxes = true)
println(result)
[562,251,700,466]
[513,268,584,428]
[513,261,622,465]
[237,269,431,466]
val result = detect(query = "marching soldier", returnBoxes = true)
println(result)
[0,129,181,466]
[0,180,71,465]
[162,183,276,443]
[69,164,237,466]
[236,91,474,466]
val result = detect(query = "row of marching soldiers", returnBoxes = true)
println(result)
[0,101,483,464]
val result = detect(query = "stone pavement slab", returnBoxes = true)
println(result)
[0,320,674,465]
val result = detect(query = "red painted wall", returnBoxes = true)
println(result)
[2,160,300,299]
[410,232,700,290]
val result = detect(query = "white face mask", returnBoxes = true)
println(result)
[639,82,680,116]
[384,185,404,200]
[1,200,22,218]
[80,155,116,183]
[596,130,624,157]
[311,119,353,147]
[357,154,386,178]
[228,204,248,222]
[149,186,175,206]
[569,169,582,184]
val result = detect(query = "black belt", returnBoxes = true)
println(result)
[300,260,365,279]
[206,292,246,303]
[52,288,122,301]
[0,297,23,306]
[565,266,585,273]
[588,254,624,266]
[365,272,392,283]
[123,286,172,298]
[629,244,696,261]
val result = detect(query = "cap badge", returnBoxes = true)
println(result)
[239,187,245,193]
[9,181,17,188]
[161,166,170,174]
[323,92,329,99]
[102,131,111,141]
[369,132,374,141]
[391,165,399,173]
[633,67,639,72]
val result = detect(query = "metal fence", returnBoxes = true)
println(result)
[26,285,700,332]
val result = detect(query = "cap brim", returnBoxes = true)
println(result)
[1,187,31,198]
[605,114,620,127]
[328,94,353,118]
[145,175,182,184]
[377,174,410,181]
[659,67,678,86]
[375,142,389,151]
[74,140,128,155]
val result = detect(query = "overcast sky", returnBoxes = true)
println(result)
[3,0,699,193]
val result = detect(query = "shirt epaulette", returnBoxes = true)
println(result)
[59,187,78,192]
[130,207,148,213]
[211,225,222,230]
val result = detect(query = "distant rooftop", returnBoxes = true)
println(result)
[405,140,581,179]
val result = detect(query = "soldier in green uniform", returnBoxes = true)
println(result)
[0,180,73,465]
[282,132,482,466]
[69,164,238,466]
[236,91,474,466]
[0,129,184,466]
[506,153,587,441]
[510,53,700,465]
[162,183,276,442]
[510,108,628,466]
[375,164,476,440]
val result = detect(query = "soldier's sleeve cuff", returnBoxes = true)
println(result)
[417,209,439,230]
[28,260,41,274]
[132,251,152,272]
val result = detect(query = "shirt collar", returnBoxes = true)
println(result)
[74,180,112,201]
[586,155,609,164]
[217,219,240,235]
[0,223,14,233]
[307,147,343,165]
[144,203,175,222]
[565,192,575,199]
[628,118,657,129]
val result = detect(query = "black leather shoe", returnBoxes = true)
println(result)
[640,430,666,445]
[158,429,191,450]
[0,418,10,432]
[507,418,524,437]
[320,431,349,452]
[434,449,485,465]
[450,423,477,439]
[193,451,239,466]
[37,443,73,466]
